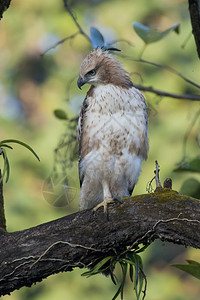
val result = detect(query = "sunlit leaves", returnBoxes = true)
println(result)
[172,260,200,280]
[0,139,40,183]
[133,22,180,44]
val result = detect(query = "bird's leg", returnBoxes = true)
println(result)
[93,180,118,218]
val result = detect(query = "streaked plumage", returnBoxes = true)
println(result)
[77,48,148,211]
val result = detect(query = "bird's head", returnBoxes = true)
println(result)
[77,48,132,89]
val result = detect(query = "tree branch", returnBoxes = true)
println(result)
[188,0,200,59]
[40,32,80,56]
[119,54,200,90]
[0,0,11,20]
[0,188,199,296]
[63,0,91,43]
[138,58,200,90]
[134,84,200,101]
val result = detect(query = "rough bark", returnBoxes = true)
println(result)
[188,0,200,59]
[0,188,199,296]
[0,171,6,231]
[0,0,11,20]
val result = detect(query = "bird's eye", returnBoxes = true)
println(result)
[87,69,96,76]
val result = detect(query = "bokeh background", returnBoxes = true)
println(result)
[0,0,200,299]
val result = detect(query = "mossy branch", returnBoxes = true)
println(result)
[0,188,199,296]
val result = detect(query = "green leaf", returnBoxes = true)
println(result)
[110,270,117,285]
[54,109,68,120]
[179,178,200,199]
[174,157,200,173]
[187,260,200,266]
[134,256,140,299]
[127,254,144,300]
[138,267,144,297]
[119,262,127,300]
[90,27,105,49]
[81,251,146,300]
[0,139,40,162]
[112,283,123,300]
[1,149,10,182]
[81,256,112,277]
[0,144,13,150]
[133,22,180,44]
[172,261,200,280]
[129,264,134,282]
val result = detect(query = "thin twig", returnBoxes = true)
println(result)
[63,0,91,43]
[140,267,147,300]
[41,1,92,56]
[118,53,200,90]
[134,84,200,101]
[41,32,80,56]
[155,160,162,188]
[146,161,163,192]
[139,58,200,89]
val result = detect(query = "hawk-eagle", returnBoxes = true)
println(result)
[77,48,148,213]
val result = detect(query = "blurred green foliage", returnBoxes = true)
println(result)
[173,260,200,280]
[0,0,200,299]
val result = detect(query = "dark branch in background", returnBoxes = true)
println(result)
[0,0,11,20]
[41,0,92,56]
[63,0,91,43]
[41,32,80,56]
[139,58,200,90]
[119,54,200,90]
[134,84,200,101]
[40,1,91,56]
[0,188,199,296]
[188,0,200,59]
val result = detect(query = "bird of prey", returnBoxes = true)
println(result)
[77,48,148,214]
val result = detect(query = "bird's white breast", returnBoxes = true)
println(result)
[85,84,147,152]
[79,84,148,188]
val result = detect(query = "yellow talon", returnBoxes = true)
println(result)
[93,198,115,214]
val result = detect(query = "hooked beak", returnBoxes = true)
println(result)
[77,76,86,90]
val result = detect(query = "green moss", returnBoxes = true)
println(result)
[119,188,200,206]
[154,187,177,194]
